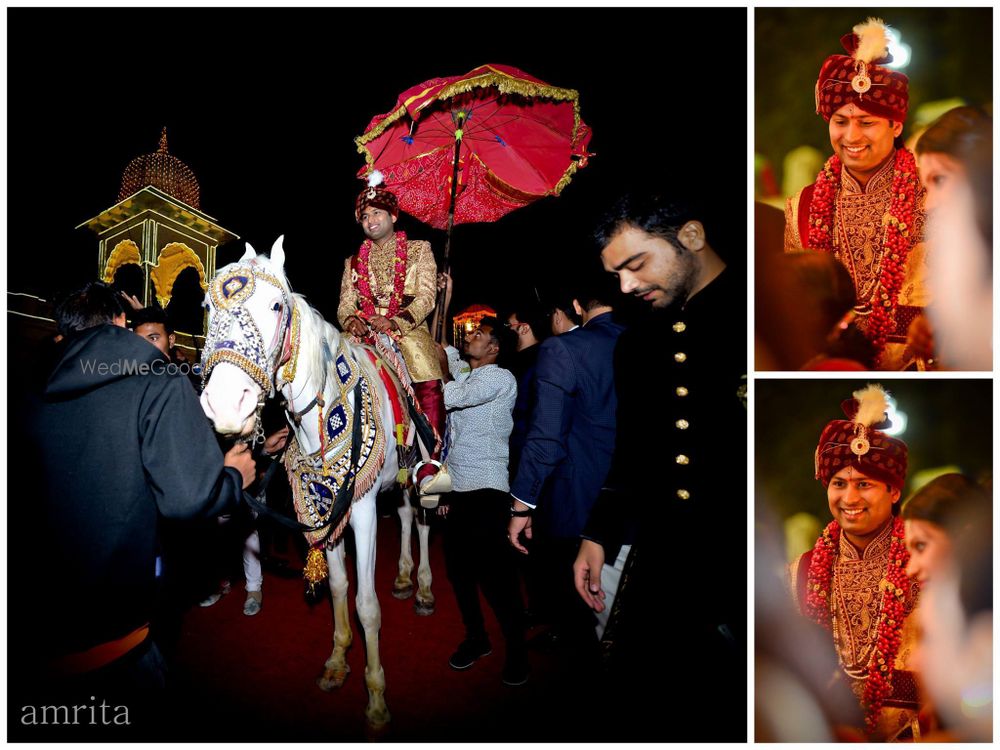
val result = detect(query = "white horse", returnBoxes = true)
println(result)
[200,237,433,727]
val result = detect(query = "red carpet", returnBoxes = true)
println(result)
[163,514,594,742]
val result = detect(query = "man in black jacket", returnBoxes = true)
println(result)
[572,194,746,741]
[10,282,255,739]
[504,299,547,480]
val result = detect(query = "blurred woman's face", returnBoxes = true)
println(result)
[904,518,954,584]
[921,151,992,370]
[918,152,966,213]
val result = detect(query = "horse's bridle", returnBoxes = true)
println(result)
[204,260,367,543]
[203,261,294,443]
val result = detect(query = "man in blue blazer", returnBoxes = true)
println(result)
[507,278,624,651]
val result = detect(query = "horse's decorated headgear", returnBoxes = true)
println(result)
[355,169,398,222]
[202,240,294,397]
[815,384,908,491]
[815,18,909,123]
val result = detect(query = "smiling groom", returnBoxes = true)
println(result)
[784,18,929,370]
[789,384,924,741]
[338,173,450,502]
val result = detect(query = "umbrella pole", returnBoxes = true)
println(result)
[433,113,465,345]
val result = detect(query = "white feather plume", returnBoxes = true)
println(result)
[852,384,889,428]
[367,169,384,188]
[852,17,891,65]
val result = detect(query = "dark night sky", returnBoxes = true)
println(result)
[7,7,747,328]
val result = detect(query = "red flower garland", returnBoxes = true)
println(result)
[805,516,915,735]
[807,149,920,367]
[355,231,408,321]
[804,520,840,627]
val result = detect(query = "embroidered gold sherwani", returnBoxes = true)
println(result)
[790,522,923,742]
[784,152,929,371]
[338,236,442,383]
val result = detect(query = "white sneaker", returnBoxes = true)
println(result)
[199,580,231,607]
[419,471,452,496]
[199,592,222,607]
[243,591,262,616]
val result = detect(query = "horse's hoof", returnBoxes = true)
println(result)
[317,664,350,691]
[365,706,391,729]
[413,600,435,616]
[317,674,346,691]
[391,583,414,600]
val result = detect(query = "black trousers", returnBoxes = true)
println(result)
[533,532,600,652]
[442,488,526,660]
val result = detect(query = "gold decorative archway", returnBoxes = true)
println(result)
[151,242,207,307]
[102,239,141,284]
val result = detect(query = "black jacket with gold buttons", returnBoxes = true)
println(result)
[583,265,746,607]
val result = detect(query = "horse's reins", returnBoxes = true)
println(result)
[278,310,328,427]
[205,261,363,537]
[258,332,363,534]
[283,358,327,426]
[243,376,364,534]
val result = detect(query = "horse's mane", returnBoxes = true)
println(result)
[215,253,379,396]
[291,294,380,394]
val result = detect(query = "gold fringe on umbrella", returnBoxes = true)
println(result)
[355,66,585,160]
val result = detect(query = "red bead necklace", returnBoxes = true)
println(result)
[807,149,920,367]
[805,516,914,735]
[356,231,408,320]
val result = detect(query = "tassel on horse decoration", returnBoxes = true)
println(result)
[304,545,329,595]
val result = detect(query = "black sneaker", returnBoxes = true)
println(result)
[501,656,530,687]
[526,628,562,652]
[448,639,492,670]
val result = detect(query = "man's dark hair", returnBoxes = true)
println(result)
[54,281,125,337]
[480,316,518,368]
[593,193,704,252]
[130,305,174,334]
[545,292,582,327]
[573,271,618,312]
[505,297,548,342]
[889,121,906,152]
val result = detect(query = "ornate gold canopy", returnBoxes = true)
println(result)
[118,128,200,209]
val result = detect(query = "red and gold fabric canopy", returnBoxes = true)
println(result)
[355,63,593,230]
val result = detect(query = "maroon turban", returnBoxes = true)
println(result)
[815,384,908,491]
[355,171,399,222]
[815,18,909,123]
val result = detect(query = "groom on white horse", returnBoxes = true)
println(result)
[338,174,451,504]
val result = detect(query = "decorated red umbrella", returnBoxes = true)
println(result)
[356,63,592,230]
[355,63,592,339]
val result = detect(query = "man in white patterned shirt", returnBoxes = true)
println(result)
[434,318,528,686]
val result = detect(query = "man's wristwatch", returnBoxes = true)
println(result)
[510,506,533,517]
